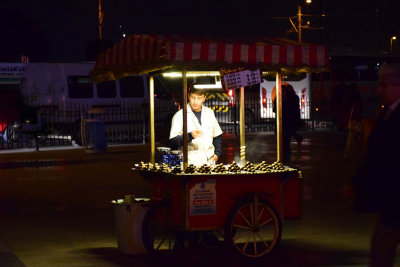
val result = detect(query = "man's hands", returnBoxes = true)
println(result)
[191,129,203,139]
[190,130,218,163]
[207,154,219,168]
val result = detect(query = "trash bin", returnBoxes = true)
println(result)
[112,196,150,255]
[85,119,107,152]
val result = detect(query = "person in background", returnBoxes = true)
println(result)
[169,85,223,167]
[286,84,303,146]
[350,63,400,267]
[273,84,302,162]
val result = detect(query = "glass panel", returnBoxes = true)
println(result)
[0,83,20,92]
[68,76,93,98]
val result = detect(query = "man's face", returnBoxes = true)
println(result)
[377,74,400,106]
[188,92,206,112]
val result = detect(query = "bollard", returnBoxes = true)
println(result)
[36,135,39,151]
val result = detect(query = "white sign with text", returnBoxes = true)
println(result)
[223,69,262,90]
[189,179,216,216]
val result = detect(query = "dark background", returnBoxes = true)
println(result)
[1,0,399,62]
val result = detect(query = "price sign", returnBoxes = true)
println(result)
[222,69,262,90]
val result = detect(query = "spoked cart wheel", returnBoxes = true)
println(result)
[142,200,187,256]
[225,194,282,258]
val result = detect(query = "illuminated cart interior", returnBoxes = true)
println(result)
[91,35,329,258]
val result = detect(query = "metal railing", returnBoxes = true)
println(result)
[0,97,336,150]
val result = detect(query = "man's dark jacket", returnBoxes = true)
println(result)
[353,105,400,226]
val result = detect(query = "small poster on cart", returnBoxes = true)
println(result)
[189,179,216,216]
[222,69,262,90]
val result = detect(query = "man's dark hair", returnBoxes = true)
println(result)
[188,84,207,96]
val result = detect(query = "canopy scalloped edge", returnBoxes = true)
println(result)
[90,60,329,83]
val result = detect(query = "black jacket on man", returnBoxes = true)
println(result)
[353,105,400,226]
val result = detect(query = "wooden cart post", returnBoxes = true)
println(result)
[149,75,155,164]
[276,71,283,162]
[182,69,188,170]
[239,86,246,163]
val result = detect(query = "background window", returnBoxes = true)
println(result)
[0,78,20,92]
[120,76,145,98]
[68,76,93,98]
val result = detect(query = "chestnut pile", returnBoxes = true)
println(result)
[240,162,256,173]
[268,161,286,172]
[226,161,241,173]
[184,164,197,174]
[196,164,212,174]
[213,163,227,174]
[171,165,182,174]
[133,162,172,173]
[133,160,296,175]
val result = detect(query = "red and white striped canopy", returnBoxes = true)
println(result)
[91,34,329,83]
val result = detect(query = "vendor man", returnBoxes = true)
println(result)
[169,86,223,167]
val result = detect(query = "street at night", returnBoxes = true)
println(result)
[0,130,396,266]
[1,0,400,266]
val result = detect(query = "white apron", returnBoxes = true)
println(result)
[170,104,223,167]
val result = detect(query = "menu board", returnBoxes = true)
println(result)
[222,69,262,90]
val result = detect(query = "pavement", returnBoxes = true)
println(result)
[0,129,399,267]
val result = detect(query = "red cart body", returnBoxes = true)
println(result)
[140,170,302,231]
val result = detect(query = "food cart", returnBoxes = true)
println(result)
[91,35,329,258]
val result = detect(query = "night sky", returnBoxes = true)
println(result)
[1,0,399,62]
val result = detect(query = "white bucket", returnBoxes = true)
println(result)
[112,197,150,254]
